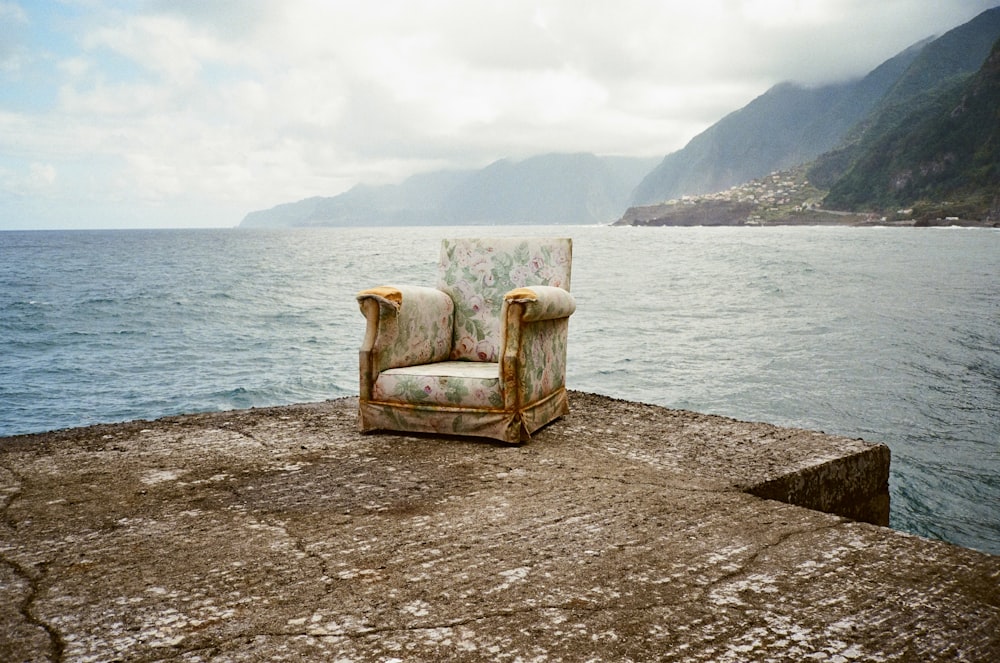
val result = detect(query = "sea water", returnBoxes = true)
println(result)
[1,225,998,555]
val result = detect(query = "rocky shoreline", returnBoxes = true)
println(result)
[615,213,1000,228]
[614,168,1000,228]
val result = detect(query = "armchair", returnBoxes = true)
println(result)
[356,237,575,443]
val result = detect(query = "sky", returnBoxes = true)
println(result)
[2,1,999,230]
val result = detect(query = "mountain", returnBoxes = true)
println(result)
[822,36,1000,222]
[614,34,1000,229]
[632,7,1000,208]
[629,41,925,206]
[809,6,1000,190]
[244,8,1000,229]
[240,153,659,228]
[438,153,654,224]
[241,170,473,228]
[879,7,1000,108]
[616,31,1000,229]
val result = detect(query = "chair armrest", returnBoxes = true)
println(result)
[504,286,576,321]
[357,285,454,371]
[500,286,574,410]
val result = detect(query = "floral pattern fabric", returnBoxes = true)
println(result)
[516,318,569,406]
[357,285,454,371]
[373,361,503,409]
[438,238,572,362]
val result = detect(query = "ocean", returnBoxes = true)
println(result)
[1,225,998,555]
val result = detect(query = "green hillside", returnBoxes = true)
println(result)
[823,38,1000,223]
[810,7,1000,193]
[629,45,921,206]
[640,7,1000,216]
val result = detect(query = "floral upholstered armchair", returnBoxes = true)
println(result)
[356,237,575,443]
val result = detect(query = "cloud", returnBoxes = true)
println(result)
[1,0,999,228]
[0,1,29,73]
[28,161,56,187]
[0,162,48,196]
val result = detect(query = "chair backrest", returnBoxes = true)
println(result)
[437,237,572,362]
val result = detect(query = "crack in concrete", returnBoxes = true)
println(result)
[0,463,66,662]
[701,518,849,597]
[225,476,336,594]
[261,514,334,591]
[0,461,22,529]
[0,555,66,662]
[209,422,260,443]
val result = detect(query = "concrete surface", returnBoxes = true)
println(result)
[1,391,997,662]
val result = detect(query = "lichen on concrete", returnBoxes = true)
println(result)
[1,392,997,661]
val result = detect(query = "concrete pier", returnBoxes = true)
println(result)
[1,392,997,661]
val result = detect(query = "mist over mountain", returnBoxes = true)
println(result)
[241,170,474,228]
[628,42,926,206]
[822,35,1000,221]
[241,153,658,228]
[242,8,1000,229]
[623,7,1000,226]
[810,7,1000,191]
[880,7,1000,108]
[438,153,657,224]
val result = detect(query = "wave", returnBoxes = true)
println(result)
[1,225,998,555]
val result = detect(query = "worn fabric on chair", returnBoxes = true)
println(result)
[357,237,574,443]
[373,361,503,409]
[438,238,572,362]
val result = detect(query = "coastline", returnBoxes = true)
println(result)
[612,208,1000,228]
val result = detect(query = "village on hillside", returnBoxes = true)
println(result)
[615,169,884,227]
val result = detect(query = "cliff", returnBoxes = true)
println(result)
[822,36,1000,222]
[629,43,924,206]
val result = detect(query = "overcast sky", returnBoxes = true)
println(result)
[2,0,998,229]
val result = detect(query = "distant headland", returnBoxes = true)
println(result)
[613,167,1000,228]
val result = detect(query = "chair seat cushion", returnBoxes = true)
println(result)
[373,361,502,409]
